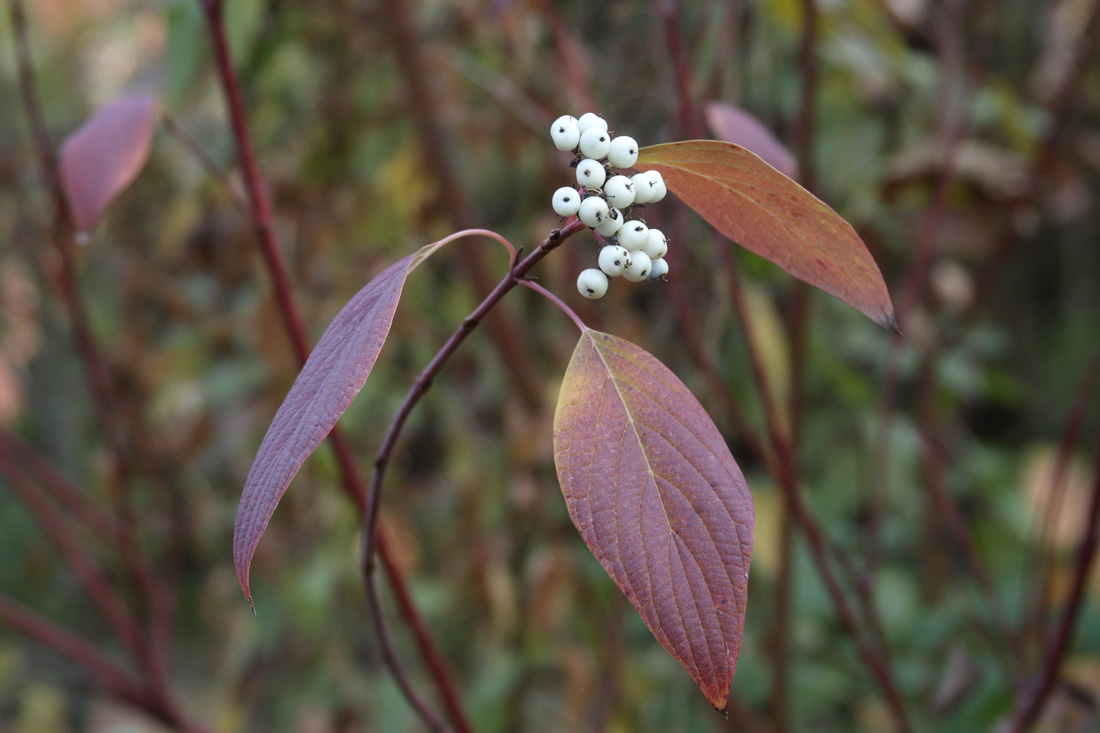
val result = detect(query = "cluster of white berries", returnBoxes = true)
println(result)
[549,113,671,300]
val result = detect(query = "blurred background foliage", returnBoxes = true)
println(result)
[1,0,1100,730]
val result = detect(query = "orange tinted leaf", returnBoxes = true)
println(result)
[59,96,158,234]
[554,329,754,711]
[636,140,897,330]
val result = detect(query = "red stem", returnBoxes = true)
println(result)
[869,0,1001,577]
[1008,423,1100,731]
[360,220,584,731]
[0,436,147,671]
[1029,357,1100,653]
[724,249,913,731]
[198,2,472,728]
[1,429,121,542]
[381,0,544,414]
[8,0,178,708]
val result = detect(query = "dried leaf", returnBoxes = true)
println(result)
[233,239,450,608]
[703,101,798,181]
[554,329,754,710]
[635,141,897,330]
[59,96,158,235]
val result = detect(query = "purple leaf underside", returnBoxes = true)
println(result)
[233,239,450,607]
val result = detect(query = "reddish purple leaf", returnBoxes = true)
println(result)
[635,140,897,331]
[59,96,158,234]
[233,240,451,609]
[704,100,798,181]
[553,329,754,711]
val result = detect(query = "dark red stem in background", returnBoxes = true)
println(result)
[198,1,470,729]
[1008,420,1100,732]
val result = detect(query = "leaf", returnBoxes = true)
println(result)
[703,101,798,181]
[553,329,754,711]
[233,239,451,609]
[59,96,158,235]
[635,140,897,331]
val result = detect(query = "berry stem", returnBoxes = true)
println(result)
[520,279,586,333]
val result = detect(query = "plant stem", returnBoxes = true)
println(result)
[1008,424,1100,731]
[8,0,179,712]
[360,219,585,729]
[197,2,471,727]
[380,0,544,414]
[364,219,585,562]
[159,109,250,218]
[724,249,914,732]
[1028,357,1099,655]
[519,278,586,332]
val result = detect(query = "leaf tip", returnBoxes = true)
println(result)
[879,309,901,335]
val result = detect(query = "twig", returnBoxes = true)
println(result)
[724,248,914,731]
[159,108,250,218]
[1007,423,1100,731]
[1029,357,1100,655]
[0,436,146,663]
[869,0,1001,578]
[656,0,704,139]
[363,219,586,563]
[360,220,584,731]
[364,571,452,733]
[1,428,121,542]
[379,0,544,414]
[537,0,599,114]
[520,278,586,332]
[197,2,471,728]
[8,0,177,705]
[771,2,819,726]
[0,594,151,712]
[0,595,210,733]
[967,0,1100,320]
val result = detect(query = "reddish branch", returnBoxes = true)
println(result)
[379,0,544,414]
[361,220,585,732]
[724,250,913,732]
[1008,424,1100,731]
[197,1,471,728]
[7,0,186,722]
[1029,358,1100,652]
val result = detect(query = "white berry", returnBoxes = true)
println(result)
[577,112,608,134]
[648,257,669,281]
[598,245,632,277]
[619,220,650,250]
[607,136,639,168]
[631,173,655,204]
[579,127,612,159]
[550,115,580,151]
[622,251,652,282]
[646,170,667,202]
[640,228,667,259]
[577,268,609,299]
[552,187,582,217]
[576,159,607,189]
[604,175,635,209]
[578,196,609,228]
[595,207,624,237]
